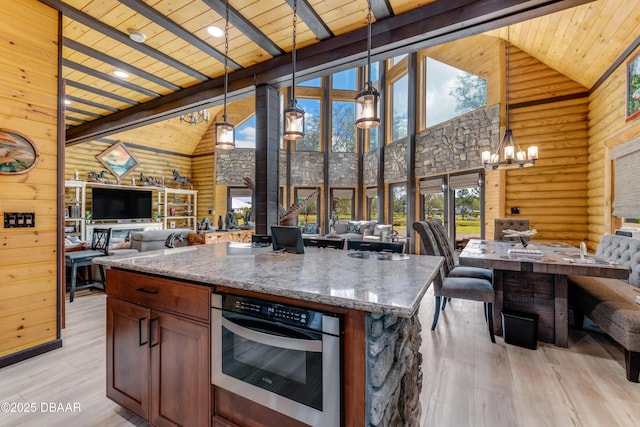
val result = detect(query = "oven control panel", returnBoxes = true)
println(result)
[222,295,324,332]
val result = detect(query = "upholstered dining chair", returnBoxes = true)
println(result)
[494,218,530,241]
[65,227,111,302]
[412,221,495,342]
[424,219,493,282]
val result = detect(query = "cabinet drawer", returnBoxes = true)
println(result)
[107,269,210,322]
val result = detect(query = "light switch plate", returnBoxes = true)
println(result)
[4,212,36,228]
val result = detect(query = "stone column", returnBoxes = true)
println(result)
[367,311,423,426]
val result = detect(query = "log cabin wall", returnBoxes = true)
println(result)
[192,124,216,221]
[65,141,192,215]
[485,45,590,246]
[0,0,59,361]
[588,47,640,248]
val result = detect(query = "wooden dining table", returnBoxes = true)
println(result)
[458,239,630,347]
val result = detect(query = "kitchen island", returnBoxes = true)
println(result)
[95,243,442,427]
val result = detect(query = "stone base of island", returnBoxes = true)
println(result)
[95,242,442,426]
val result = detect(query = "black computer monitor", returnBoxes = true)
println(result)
[270,225,305,254]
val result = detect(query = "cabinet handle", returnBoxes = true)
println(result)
[136,287,158,295]
[149,318,159,348]
[138,317,148,346]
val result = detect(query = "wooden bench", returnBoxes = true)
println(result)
[568,234,640,382]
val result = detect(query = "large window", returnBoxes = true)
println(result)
[366,187,378,221]
[389,183,407,237]
[295,188,319,227]
[296,98,321,151]
[300,77,321,87]
[235,114,255,148]
[451,173,482,249]
[331,101,356,152]
[391,75,408,141]
[332,68,357,90]
[419,177,445,223]
[425,58,486,127]
[331,188,354,220]
[228,187,252,226]
[419,172,484,250]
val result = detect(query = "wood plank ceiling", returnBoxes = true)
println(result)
[40,0,637,153]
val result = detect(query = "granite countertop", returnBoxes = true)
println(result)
[95,243,443,317]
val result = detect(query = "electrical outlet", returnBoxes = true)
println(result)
[510,207,520,215]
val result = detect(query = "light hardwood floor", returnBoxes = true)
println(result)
[1,289,639,426]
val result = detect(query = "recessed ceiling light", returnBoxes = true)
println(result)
[129,29,146,43]
[207,25,224,37]
[113,69,129,79]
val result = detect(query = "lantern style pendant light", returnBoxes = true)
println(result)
[216,0,235,149]
[482,27,537,169]
[283,0,305,141]
[355,0,380,129]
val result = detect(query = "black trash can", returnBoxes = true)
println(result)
[501,310,539,350]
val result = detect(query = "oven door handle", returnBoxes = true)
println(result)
[221,317,322,352]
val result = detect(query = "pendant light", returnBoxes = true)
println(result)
[482,27,538,169]
[215,0,235,149]
[283,0,305,141]
[355,0,380,129]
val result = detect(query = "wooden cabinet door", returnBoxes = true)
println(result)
[150,311,210,427]
[106,296,151,421]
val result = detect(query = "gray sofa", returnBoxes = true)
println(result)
[568,234,640,382]
[129,228,192,252]
[328,220,393,241]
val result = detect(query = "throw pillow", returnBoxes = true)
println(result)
[334,221,349,234]
[347,221,360,233]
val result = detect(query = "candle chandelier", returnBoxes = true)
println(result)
[283,0,305,141]
[355,0,380,129]
[215,0,235,149]
[482,28,538,170]
[179,109,210,125]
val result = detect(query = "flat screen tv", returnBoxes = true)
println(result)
[92,187,153,221]
[271,225,304,254]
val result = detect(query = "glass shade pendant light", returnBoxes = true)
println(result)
[283,0,305,141]
[216,0,235,149]
[482,27,537,169]
[355,0,380,129]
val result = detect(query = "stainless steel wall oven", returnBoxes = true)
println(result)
[211,294,342,426]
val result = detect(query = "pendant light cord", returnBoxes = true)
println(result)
[223,0,229,121]
[505,26,510,130]
[366,0,372,86]
[291,0,297,105]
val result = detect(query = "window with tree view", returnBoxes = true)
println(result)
[296,98,321,151]
[332,101,356,152]
[392,75,408,141]
[426,57,486,127]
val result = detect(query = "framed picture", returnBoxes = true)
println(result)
[0,129,40,174]
[627,51,640,121]
[96,142,139,179]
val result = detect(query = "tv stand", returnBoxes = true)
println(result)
[85,222,163,241]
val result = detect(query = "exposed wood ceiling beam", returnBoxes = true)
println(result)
[62,59,160,98]
[370,0,394,20]
[66,95,119,112]
[118,0,241,70]
[63,38,181,91]
[66,106,103,118]
[201,0,284,57]
[65,80,139,106]
[284,0,333,40]
[38,0,209,81]
[65,0,595,144]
